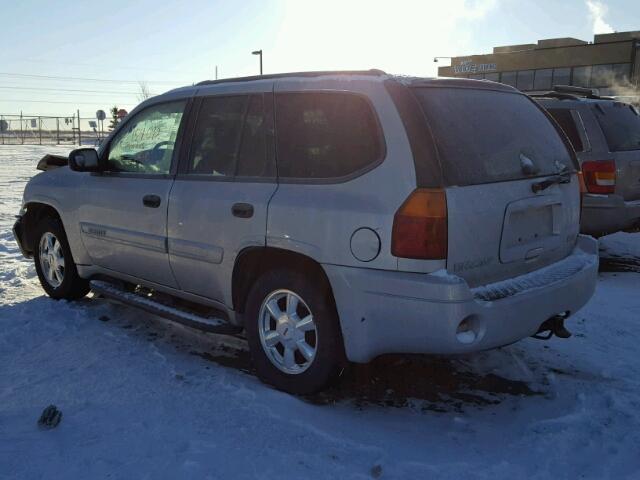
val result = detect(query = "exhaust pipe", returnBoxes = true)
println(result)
[532,312,572,340]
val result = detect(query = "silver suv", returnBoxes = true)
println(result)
[14,71,599,393]
[533,86,640,236]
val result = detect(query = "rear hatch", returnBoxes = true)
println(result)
[592,102,640,201]
[412,84,581,287]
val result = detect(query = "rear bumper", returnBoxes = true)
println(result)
[12,216,32,258]
[324,235,599,363]
[581,194,640,235]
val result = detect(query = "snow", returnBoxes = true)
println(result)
[600,231,640,260]
[2,145,640,479]
[472,247,597,302]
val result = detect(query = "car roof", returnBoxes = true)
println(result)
[160,70,519,97]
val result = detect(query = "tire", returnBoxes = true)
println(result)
[244,268,345,394]
[33,217,90,300]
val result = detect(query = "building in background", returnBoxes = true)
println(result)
[438,30,640,103]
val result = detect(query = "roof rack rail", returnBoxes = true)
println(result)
[195,69,387,86]
[529,85,615,101]
[553,85,598,96]
[529,91,580,100]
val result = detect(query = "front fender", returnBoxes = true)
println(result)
[22,169,92,266]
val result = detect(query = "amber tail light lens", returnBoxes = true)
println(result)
[582,160,616,194]
[391,188,447,260]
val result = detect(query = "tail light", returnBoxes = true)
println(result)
[391,188,447,259]
[582,160,616,194]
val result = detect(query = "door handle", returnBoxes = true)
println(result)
[231,203,254,218]
[143,194,162,208]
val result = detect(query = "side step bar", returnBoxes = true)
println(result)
[90,280,242,335]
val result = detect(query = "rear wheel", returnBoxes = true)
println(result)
[34,217,89,300]
[244,268,345,394]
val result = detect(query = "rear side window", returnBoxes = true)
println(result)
[275,92,382,179]
[187,94,273,178]
[593,103,640,152]
[412,88,576,186]
[547,108,584,152]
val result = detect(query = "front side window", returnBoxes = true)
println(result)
[275,92,382,179]
[107,101,186,174]
[187,94,271,178]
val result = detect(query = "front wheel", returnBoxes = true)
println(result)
[34,217,90,300]
[244,268,345,394]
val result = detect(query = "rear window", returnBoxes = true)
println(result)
[412,87,576,186]
[547,108,585,152]
[593,103,640,152]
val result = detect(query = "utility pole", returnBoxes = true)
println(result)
[77,109,81,146]
[252,49,263,75]
[215,65,218,80]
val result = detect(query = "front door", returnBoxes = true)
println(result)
[78,99,189,287]
[167,91,277,306]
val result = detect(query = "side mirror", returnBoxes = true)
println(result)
[68,148,102,172]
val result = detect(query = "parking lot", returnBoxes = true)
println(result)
[1,146,640,479]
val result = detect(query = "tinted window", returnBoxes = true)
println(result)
[553,67,571,87]
[484,72,500,82]
[187,94,271,178]
[547,108,584,152]
[572,66,592,87]
[188,96,246,176]
[501,71,517,87]
[612,63,632,84]
[412,88,576,186]
[237,95,272,177]
[592,64,613,87]
[107,101,186,174]
[517,70,534,91]
[275,92,382,179]
[594,103,640,152]
[534,69,553,90]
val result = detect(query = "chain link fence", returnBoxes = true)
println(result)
[0,113,111,146]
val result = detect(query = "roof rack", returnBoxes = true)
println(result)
[196,69,387,86]
[529,85,615,101]
[528,91,580,100]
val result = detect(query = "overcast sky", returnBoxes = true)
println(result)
[1,0,638,116]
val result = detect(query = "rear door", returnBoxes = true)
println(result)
[412,86,581,287]
[167,90,277,306]
[592,102,640,201]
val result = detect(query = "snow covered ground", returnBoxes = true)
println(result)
[1,145,640,480]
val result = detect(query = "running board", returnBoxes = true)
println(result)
[90,280,242,335]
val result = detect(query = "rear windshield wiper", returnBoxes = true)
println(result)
[531,172,571,193]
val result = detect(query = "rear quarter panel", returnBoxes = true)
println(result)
[267,78,428,271]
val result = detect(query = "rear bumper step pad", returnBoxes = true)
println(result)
[472,251,598,302]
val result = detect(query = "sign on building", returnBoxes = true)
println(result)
[453,60,497,74]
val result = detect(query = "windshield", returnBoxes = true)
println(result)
[412,87,576,186]
[594,102,640,152]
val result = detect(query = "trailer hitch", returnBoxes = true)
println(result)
[532,312,572,340]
